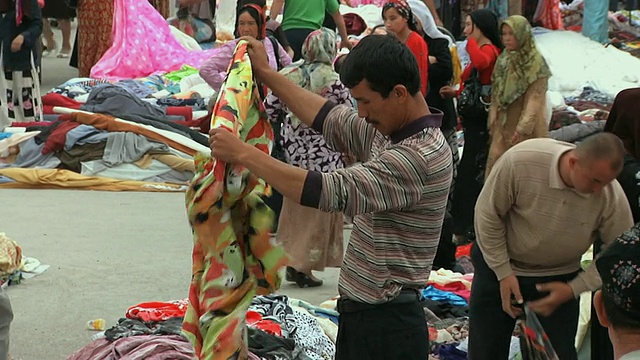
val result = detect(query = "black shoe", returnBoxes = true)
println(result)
[294,272,323,288]
[285,266,297,282]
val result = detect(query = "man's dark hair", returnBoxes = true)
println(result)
[340,35,421,98]
[603,294,640,330]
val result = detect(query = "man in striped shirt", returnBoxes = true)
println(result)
[210,34,453,359]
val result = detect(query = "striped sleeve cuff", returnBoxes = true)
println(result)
[311,101,337,133]
[300,171,323,208]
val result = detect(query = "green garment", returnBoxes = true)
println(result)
[164,65,200,82]
[281,0,340,31]
[491,15,551,124]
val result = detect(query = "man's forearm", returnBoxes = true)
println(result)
[238,145,311,204]
[258,68,329,127]
[270,0,284,19]
[421,0,441,24]
[332,11,350,46]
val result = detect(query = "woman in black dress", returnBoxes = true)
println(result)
[41,0,75,57]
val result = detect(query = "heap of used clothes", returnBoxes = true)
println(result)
[0,81,214,191]
[548,86,613,135]
[67,295,339,360]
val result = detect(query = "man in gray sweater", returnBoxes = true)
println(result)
[469,133,634,359]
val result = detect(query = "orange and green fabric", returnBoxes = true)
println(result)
[182,40,288,360]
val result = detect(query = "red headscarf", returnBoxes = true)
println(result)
[238,4,267,40]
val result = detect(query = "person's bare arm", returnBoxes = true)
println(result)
[421,0,442,26]
[270,0,284,19]
[331,10,352,49]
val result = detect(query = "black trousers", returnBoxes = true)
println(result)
[450,122,488,236]
[283,28,314,62]
[468,244,580,360]
[336,293,429,360]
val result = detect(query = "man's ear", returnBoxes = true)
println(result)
[392,85,409,103]
[594,290,611,328]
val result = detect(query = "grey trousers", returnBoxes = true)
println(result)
[0,287,13,360]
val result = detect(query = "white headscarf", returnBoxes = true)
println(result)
[407,0,452,45]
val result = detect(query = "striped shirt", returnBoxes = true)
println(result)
[301,102,453,304]
[475,138,633,296]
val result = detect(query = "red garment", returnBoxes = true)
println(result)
[457,38,500,96]
[405,31,429,97]
[10,121,53,127]
[455,243,472,258]
[126,300,189,322]
[41,93,82,115]
[42,121,81,155]
[431,281,471,301]
[535,0,563,30]
[246,310,283,337]
[165,106,192,122]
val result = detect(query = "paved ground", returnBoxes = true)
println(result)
[2,190,344,360]
[2,25,344,360]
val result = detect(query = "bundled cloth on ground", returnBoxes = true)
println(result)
[182,40,287,360]
[0,110,206,190]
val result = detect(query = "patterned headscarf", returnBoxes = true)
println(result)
[596,222,640,322]
[491,15,551,123]
[237,3,267,40]
[382,0,418,32]
[280,28,340,126]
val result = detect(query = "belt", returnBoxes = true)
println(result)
[337,289,420,314]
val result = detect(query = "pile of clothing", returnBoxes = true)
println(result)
[0,83,212,190]
[547,86,612,134]
[67,295,338,360]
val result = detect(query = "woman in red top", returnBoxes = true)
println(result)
[382,0,429,97]
[440,9,502,242]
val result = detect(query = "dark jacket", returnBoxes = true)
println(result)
[0,0,42,71]
[424,36,457,130]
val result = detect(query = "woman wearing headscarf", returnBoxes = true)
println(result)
[383,0,429,97]
[440,8,501,242]
[0,0,42,130]
[199,4,292,92]
[485,15,551,178]
[264,28,355,288]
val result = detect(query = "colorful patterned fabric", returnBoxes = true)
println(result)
[77,0,114,78]
[182,40,287,360]
[518,306,560,359]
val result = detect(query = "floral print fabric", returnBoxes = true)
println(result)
[182,40,288,360]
